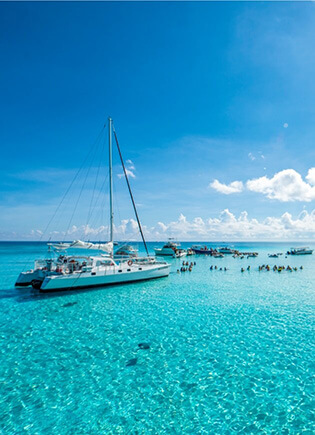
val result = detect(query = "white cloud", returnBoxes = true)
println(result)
[126,159,135,170]
[283,123,289,128]
[117,160,136,179]
[306,168,315,186]
[248,152,256,161]
[210,179,244,195]
[117,169,136,179]
[3,209,315,241]
[247,169,315,202]
[211,168,315,202]
[150,210,315,241]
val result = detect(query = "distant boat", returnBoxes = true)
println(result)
[154,240,187,258]
[217,246,236,254]
[247,253,258,258]
[287,247,313,255]
[191,245,214,255]
[114,244,138,259]
[16,118,170,291]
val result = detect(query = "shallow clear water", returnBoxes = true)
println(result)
[0,242,314,434]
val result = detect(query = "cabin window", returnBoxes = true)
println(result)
[118,270,122,273]
[127,269,131,272]
[138,268,142,271]
[91,272,96,276]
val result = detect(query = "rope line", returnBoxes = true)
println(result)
[113,126,149,257]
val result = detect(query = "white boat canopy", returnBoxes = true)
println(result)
[48,240,113,253]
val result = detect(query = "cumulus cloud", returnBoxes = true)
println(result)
[117,160,136,179]
[126,159,135,170]
[148,210,315,241]
[117,169,136,179]
[246,169,315,202]
[210,168,315,202]
[306,168,315,186]
[18,209,314,242]
[210,180,244,195]
[248,152,256,161]
[283,123,289,128]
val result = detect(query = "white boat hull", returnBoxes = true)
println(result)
[154,248,176,256]
[175,251,186,258]
[15,269,47,287]
[39,263,170,291]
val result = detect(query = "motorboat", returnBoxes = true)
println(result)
[247,252,258,258]
[191,245,224,256]
[114,244,138,259]
[212,252,224,258]
[154,240,186,258]
[287,247,313,255]
[15,118,170,291]
[174,249,187,258]
[191,245,213,255]
[154,241,178,256]
[217,246,236,254]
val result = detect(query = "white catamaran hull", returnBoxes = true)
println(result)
[40,263,170,291]
[15,269,47,287]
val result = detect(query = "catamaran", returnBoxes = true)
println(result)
[15,118,170,291]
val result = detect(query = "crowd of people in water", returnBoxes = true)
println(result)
[178,261,196,273]
[256,264,303,272]
[176,260,305,275]
[209,265,228,271]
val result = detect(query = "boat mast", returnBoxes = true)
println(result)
[108,117,114,249]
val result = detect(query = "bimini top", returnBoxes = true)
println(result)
[48,240,113,253]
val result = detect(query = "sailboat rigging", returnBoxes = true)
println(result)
[15,118,170,291]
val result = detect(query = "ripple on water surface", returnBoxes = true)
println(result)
[0,242,314,433]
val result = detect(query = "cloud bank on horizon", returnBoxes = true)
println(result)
[2,208,314,242]
[210,168,315,202]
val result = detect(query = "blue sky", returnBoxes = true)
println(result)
[0,2,314,241]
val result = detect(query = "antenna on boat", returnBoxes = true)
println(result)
[108,117,114,254]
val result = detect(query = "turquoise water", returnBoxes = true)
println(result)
[0,242,314,434]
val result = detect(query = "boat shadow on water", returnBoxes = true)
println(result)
[0,286,103,303]
[4,274,171,303]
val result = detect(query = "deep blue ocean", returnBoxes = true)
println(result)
[0,241,314,434]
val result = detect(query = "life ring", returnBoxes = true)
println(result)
[127,260,133,266]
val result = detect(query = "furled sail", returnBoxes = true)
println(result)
[49,240,113,253]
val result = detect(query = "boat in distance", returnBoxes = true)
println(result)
[15,118,170,291]
[154,240,187,258]
[217,246,236,254]
[190,245,214,255]
[191,245,224,256]
[287,247,313,255]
